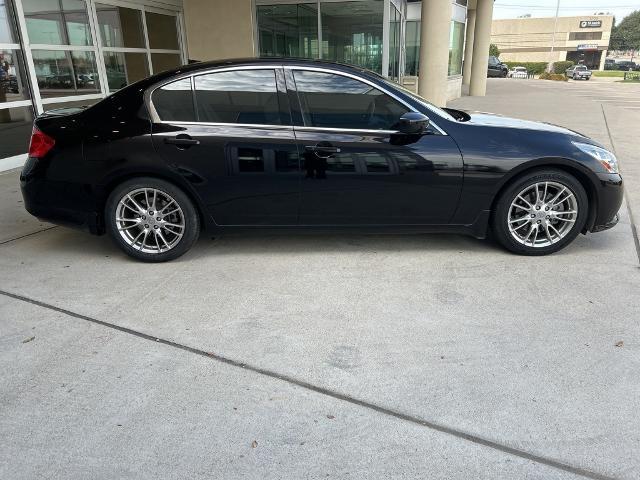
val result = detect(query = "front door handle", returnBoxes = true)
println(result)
[164,134,200,148]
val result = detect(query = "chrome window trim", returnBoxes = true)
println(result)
[155,120,294,131]
[293,126,399,135]
[147,63,448,135]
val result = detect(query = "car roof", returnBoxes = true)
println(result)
[151,57,382,83]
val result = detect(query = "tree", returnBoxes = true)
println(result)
[610,10,640,51]
[489,43,500,57]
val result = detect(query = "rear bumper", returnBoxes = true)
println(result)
[590,173,623,233]
[20,158,103,234]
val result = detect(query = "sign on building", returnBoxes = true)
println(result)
[580,20,602,28]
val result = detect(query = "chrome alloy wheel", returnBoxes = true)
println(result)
[507,181,578,248]
[115,188,185,253]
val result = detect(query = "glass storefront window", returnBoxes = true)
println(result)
[22,0,93,46]
[145,11,179,50]
[150,53,181,74]
[0,105,34,157]
[448,20,464,76]
[32,49,100,97]
[103,51,148,91]
[321,0,384,74]
[0,0,19,43]
[257,3,318,59]
[0,50,31,102]
[405,20,419,77]
[95,3,145,48]
[389,3,401,80]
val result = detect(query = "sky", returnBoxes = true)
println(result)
[493,0,640,24]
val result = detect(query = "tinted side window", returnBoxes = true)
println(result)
[152,78,195,121]
[293,70,408,130]
[194,69,281,125]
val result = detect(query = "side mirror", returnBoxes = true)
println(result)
[397,112,430,135]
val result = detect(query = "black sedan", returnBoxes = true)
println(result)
[20,59,623,262]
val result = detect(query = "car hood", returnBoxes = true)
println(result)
[462,111,586,137]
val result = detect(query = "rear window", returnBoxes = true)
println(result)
[194,69,281,125]
[575,66,588,70]
[152,78,195,121]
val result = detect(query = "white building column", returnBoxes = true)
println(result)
[462,8,476,86]
[417,0,452,106]
[469,0,494,97]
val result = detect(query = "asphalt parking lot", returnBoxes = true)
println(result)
[1,78,639,479]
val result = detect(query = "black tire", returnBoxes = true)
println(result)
[491,169,589,256]
[105,177,200,262]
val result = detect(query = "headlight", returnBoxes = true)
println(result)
[572,141,619,173]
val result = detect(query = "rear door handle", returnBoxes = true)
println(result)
[164,135,200,147]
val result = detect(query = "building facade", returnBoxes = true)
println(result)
[491,15,614,70]
[0,0,494,170]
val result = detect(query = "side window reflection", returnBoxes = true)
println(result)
[293,70,408,130]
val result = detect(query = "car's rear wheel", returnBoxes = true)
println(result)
[492,170,588,255]
[105,177,200,262]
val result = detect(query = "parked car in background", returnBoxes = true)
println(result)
[615,61,639,71]
[604,58,616,70]
[566,65,592,80]
[20,58,623,261]
[487,56,508,77]
[508,66,528,78]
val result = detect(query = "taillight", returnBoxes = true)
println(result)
[28,127,55,158]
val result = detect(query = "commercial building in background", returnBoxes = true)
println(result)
[491,15,614,70]
[0,0,495,171]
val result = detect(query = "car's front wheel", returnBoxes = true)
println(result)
[492,170,588,255]
[105,177,200,262]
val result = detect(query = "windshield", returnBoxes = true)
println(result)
[575,66,587,70]
[379,77,456,122]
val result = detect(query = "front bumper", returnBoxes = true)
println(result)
[590,173,623,233]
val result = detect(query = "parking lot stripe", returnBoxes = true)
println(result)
[0,288,616,480]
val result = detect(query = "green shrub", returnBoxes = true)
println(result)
[552,61,574,74]
[539,72,567,81]
[502,62,548,75]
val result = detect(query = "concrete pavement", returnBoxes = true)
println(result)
[1,78,639,479]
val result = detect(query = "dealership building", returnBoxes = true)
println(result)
[491,15,614,71]
[0,0,497,170]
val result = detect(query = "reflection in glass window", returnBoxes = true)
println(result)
[151,53,181,74]
[321,0,384,74]
[237,148,264,172]
[293,70,407,130]
[257,3,318,59]
[95,4,145,48]
[23,0,93,46]
[405,21,420,77]
[152,78,194,122]
[325,156,355,172]
[194,69,281,125]
[103,51,148,91]
[145,12,179,50]
[0,105,34,157]
[448,21,464,76]
[0,50,31,102]
[0,0,18,43]
[364,153,390,172]
[32,50,100,97]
